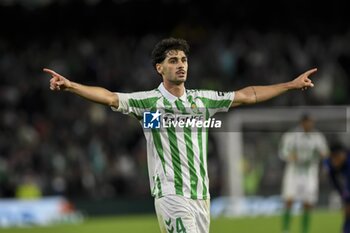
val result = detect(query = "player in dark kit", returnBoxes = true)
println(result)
[324,144,350,233]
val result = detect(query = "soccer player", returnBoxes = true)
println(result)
[324,143,350,233]
[44,38,317,233]
[279,114,329,233]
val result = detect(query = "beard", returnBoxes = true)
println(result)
[170,79,186,85]
[169,74,187,85]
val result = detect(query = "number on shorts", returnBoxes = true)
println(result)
[176,217,186,233]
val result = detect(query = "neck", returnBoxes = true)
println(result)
[163,81,185,97]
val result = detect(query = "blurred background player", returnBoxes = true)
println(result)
[279,114,329,233]
[324,143,350,233]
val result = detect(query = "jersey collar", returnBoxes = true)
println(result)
[158,83,187,103]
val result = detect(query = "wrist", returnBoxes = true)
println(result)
[284,81,295,90]
[65,80,74,92]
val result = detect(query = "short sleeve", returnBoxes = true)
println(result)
[111,93,129,113]
[315,133,329,156]
[110,91,160,120]
[197,90,235,117]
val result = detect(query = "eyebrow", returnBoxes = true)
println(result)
[167,56,187,60]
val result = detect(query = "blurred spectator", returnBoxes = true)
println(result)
[0,1,349,200]
[15,170,43,200]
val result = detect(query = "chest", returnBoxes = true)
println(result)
[293,134,319,152]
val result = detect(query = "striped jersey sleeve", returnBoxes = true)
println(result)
[111,91,161,119]
[196,90,235,117]
[314,132,329,156]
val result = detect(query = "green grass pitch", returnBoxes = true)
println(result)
[0,210,342,233]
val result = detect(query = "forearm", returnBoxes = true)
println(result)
[67,82,118,107]
[251,82,294,103]
[233,82,294,106]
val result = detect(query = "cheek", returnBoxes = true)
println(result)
[166,67,175,74]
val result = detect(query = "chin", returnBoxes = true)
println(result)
[172,80,186,85]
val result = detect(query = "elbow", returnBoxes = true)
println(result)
[108,92,119,108]
[235,89,258,105]
[247,96,257,105]
[241,95,256,105]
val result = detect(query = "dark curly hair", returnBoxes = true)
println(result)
[151,38,190,69]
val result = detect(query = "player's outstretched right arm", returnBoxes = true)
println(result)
[43,68,118,108]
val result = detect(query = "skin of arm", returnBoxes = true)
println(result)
[231,68,317,107]
[44,67,316,109]
[43,68,119,108]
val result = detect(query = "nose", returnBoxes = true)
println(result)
[178,60,185,69]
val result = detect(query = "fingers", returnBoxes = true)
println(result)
[302,82,313,91]
[304,78,314,87]
[49,76,64,91]
[303,81,314,88]
[50,81,58,90]
[50,84,62,91]
[298,68,317,90]
[304,68,317,76]
[43,68,57,76]
[50,79,58,91]
[44,68,67,91]
[57,80,65,85]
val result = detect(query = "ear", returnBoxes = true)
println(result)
[156,63,163,74]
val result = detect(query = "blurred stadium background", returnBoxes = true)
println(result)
[0,0,349,232]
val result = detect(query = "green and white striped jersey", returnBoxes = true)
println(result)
[113,83,234,200]
[279,127,329,173]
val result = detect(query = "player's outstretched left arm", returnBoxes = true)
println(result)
[231,68,317,107]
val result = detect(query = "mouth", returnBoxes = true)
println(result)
[176,70,186,77]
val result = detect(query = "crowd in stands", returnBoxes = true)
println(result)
[1,2,349,200]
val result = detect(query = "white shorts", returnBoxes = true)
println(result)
[282,167,318,204]
[154,195,210,233]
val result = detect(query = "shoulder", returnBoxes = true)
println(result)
[186,89,210,95]
[125,89,162,99]
[310,130,326,139]
[187,89,233,98]
[281,131,295,141]
[284,127,298,136]
[119,89,162,109]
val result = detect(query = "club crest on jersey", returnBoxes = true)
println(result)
[191,103,201,114]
